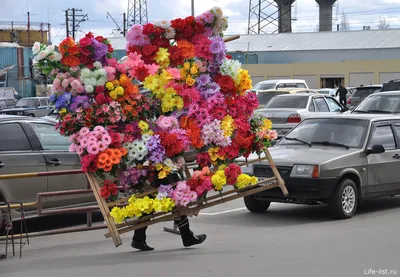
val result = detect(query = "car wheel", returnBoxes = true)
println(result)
[329,178,358,219]
[28,113,35,117]
[244,195,271,213]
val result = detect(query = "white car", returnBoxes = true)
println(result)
[256,93,345,137]
[251,79,309,94]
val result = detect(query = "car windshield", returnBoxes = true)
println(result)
[264,95,309,109]
[317,90,331,94]
[353,87,381,98]
[16,98,39,108]
[355,95,400,113]
[253,83,275,90]
[279,118,369,148]
[257,91,290,106]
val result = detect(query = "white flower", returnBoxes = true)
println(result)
[165,27,176,39]
[35,50,49,61]
[220,58,241,80]
[93,61,103,69]
[211,7,223,18]
[96,78,107,87]
[142,134,151,142]
[143,160,150,166]
[164,158,178,171]
[97,69,107,78]
[32,42,41,55]
[48,52,62,61]
[85,85,94,93]
[45,45,55,53]
[80,68,91,79]
[154,20,170,28]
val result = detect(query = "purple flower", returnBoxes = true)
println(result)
[119,167,147,189]
[91,38,109,61]
[196,74,211,88]
[208,64,218,73]
[203,11,215,24]
[210,36,224,54]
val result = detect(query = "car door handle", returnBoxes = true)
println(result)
[46,159,62,166]
[393,154,400,160]
[0,161,5,168]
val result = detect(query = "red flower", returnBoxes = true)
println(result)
[96,86,105,94]
[214,74,236,95]
[80,47,91,56]
[133,66,150,82]
[226,54,232,59]
[107,44,114,53]
[85,32,94,38]
[142,23,155,35]
[100,186,110,199]
[80,54,88,64]
[224,164,242,185]
[196,152,211,168]
[95,35,105,42]
[110,132,122,147]
[158,132,185,157]
[79,37,92,48]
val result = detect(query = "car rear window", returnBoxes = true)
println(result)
[253,83,275,90]
[353,87,382,98]
[257,91,290,106]
[381,82,400,92]
[265,95,309,109]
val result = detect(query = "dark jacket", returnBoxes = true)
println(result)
[336,87,348,98]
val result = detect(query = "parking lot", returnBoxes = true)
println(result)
[1,197,400,277]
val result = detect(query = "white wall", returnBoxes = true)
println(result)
[294,75,318,89]
[349,72,375,87]
[379,72,400,83]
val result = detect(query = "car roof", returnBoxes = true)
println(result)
[302,113,400,122]
[258,88,314,94]
[0,114,53,123]
[257,79,306,84]
[273,92,322,97]
[368,91,400,96]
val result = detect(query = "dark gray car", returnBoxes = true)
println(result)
[352,91,400,114]
[350,85,383,108]
[239,114,400,219]
[0,115,94,220]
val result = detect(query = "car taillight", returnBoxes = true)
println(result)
[347,97,351,104]
[286,113,301,123]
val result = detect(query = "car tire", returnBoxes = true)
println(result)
[329,178,358,219]
[244,195,271,213]
[28,113,35,117]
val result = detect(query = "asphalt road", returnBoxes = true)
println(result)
[1,196,400,277]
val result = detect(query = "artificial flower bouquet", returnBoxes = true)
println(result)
[33,7,277,223]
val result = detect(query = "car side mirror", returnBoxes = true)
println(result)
[366,144,385,155]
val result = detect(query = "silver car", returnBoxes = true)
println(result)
[352,91,400,114]
[0,115,94,219]
[0,97,52,117]
[256,93,345,138]
[240,114,400,219]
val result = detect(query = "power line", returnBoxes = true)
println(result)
[63,8,88,40]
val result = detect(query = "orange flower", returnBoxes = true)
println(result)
[97,161,106,169]
[119,74,130,87]
[103,165,113,172]
[120,148,128,156]
[58,37,75,55]
[180,115,189,129]
[105,159,113,167]
[113,149,122,158]
[98,153,109,163]
[177,40,195,59]
[110,156,121,164]
[61,56,80,67]
[186,77,195,86]
[106,149,114,157]
[112,80,120,86]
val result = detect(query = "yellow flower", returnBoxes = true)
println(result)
[59,108,67,115]
[105,82,114,91]
[221,115,235,137]
[262,119,272,131]
[183,62,191,70]
[145,129,154,136]
[110,207,125,223]
[174,96,184,110]
[155,48,170,64]
[156,163,163,171]
[143,75,159,91]
[218,164,227,170]
[208,147,224,162]
[236,174,258,189]
[163,166,171,173]
[138,120,149,131]
[109,90,118,100]
[190,66,198,75]
[211,170,227,191]
[165,87,177,96]
[114,86,125,96]
[158,170,167,179]
[186,77,195,86]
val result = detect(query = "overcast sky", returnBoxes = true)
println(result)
[1,0,400,45]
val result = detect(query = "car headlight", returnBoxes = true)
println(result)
[290,164,319,178]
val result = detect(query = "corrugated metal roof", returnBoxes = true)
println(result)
[108,29,400,52]
[226,29,400,52]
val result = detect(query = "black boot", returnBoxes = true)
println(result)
[131,227,154,251]
[174,216,207,247]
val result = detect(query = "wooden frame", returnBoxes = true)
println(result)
[87,148,288,247]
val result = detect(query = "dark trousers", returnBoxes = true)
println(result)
[340,97,347,108]
[133,215,191,242]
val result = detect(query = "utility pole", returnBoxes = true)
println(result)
[191,0,194,16]
[65,10,69,38]
[63,8,87,39]
[123,13,127,36]
[72,8,76,40]
[27,12,31,46]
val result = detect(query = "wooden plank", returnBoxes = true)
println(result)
[264,149,289,196]
[0,202,37,210]
[223,35,240,43]
[85,172,122,247]
[105,180,280,238]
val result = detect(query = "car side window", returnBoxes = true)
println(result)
[0,101,6,108]
[314,97,330,112]
[6,99,16,106]
[30,123,71,151]
[394,124,400,139]
[308,99,315,112]
[0,123,32,151]
[325,97,342,112]
[39,99,47,106]
[296,83,307,88]
[369,125,396,150]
